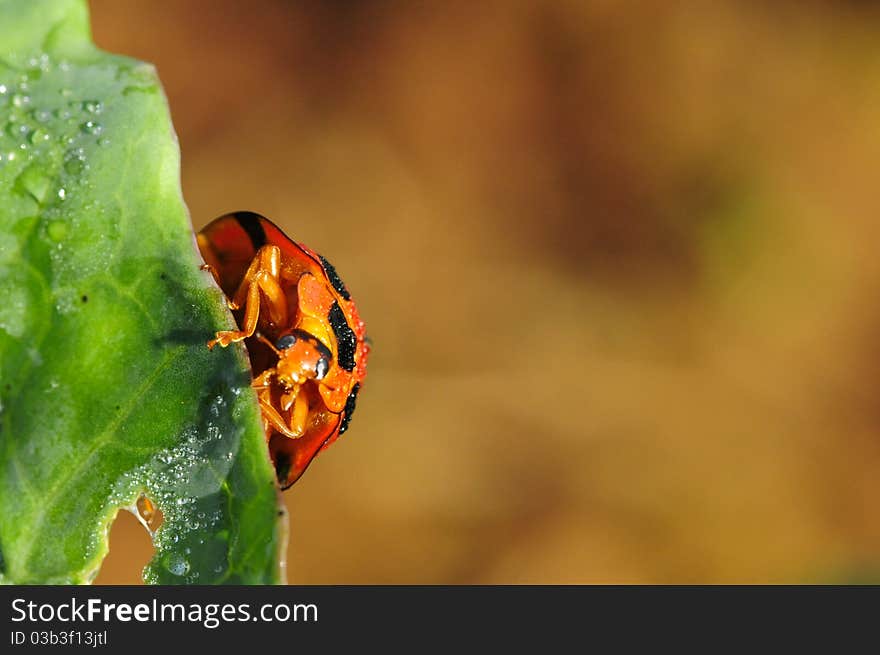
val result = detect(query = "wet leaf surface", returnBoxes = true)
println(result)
[0,0,285,584]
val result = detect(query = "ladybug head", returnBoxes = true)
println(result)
[273,329,332,389]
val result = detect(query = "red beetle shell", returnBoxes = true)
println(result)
[198,211,368,488]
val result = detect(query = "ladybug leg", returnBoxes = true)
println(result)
[231,246,288,324]
[253,383,276,439]
[200,263,220,283]
[249,347,309,442]
[289,387,310,438]
[251,369,275,389]
[200,263,242,311]
[207,281,261,348]
[258,396,303,439]
[207,246,289,348]
[255,272,288,325]
[251,365,303,439]
[276,387,309,439]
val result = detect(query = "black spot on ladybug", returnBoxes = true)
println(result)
[81,295,88,303]
[233,211,267,250]
[339,383,360,435]
[328,301,356,372]
[319,255,351,301]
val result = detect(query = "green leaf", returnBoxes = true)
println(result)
[0,0,285,584]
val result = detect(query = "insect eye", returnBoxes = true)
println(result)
[275,334,297,350]
[315,356,330,380]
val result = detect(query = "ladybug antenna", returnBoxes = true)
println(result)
[255,332,281,356]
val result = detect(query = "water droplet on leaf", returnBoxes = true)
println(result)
[64,156,85,175]
[165,553,189,576]
[81,120,102,135]
[5,121,30,139]
[29,128,49,144]
[47,220,68,242]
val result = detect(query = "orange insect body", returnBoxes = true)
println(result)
[197,212,369,488]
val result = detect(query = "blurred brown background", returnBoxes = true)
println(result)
[94,0,880,584]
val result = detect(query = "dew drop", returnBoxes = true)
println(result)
[97,137,110,147]
[57,188,66,200]
[47,220,68,242]
[134,493,163,534]
[11,93,30,108]
[0,84,7,94]
[5,121,30,139]
[31,108,51,123]
[81,100,102,114]
[165,553,189,577]
[29,128,49,145]
[81,120,102,135]
[64,156,85,175]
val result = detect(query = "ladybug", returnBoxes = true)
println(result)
[197,211,369,488]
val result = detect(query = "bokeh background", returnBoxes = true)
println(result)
[94,0,880,584]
